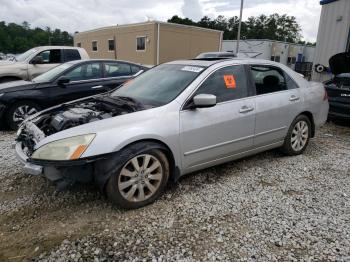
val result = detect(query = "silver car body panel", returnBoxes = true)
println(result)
[16,58,329,178]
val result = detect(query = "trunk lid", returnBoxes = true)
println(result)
[328,52,350,76]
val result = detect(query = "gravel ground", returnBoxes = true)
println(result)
[0,122,349,261]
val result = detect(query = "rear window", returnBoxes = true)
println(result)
[63,49,81,62]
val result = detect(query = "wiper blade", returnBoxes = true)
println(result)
[115,96,140,104]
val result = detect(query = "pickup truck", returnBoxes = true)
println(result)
[0,46,89,83]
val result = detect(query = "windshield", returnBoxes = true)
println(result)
[16,48,38,62]
[32,63,72,83]
[111,64,205,106]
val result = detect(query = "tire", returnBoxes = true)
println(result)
[106,145,170,209]
[281,115,312,156]
[6,101,41,130]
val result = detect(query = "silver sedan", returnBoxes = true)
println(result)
[15,58,329,209]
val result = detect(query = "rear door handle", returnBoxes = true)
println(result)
[239,106,254,113]
[289,95,300,101]
[91,85,103,89]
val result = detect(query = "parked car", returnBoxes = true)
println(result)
[0,59,147,129]
[0,46,89,83]
[196,51,236,59]
[15,58,328,209]
[324,52,350,120]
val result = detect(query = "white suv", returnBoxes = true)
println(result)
[0,46,89,83]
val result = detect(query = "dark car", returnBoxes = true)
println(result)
[0,59,147,129]
[195,52,236,59]
[324,52,350,120]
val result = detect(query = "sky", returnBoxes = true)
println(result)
[0,0,322,42]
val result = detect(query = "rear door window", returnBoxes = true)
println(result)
[194,65,250,103]
[63,49,81,62]
[250,66,287,95]
[104,62,132,77]
[131,65,141,74]
[64,63,102,81]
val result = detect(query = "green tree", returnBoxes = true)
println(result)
[0,21,73,54]
[168,13,302,43]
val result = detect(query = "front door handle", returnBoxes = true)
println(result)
[91,85,103,89]
[239,106,254,113]
[289,95,300,101]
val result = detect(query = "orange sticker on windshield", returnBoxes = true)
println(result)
[224,75,236,89]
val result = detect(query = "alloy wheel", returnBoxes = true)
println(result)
[118,154,163,202]
[13,105,38,124]
[291,120,309,151]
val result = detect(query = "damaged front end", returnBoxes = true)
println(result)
[15,94,145,190]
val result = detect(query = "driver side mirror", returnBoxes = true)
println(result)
[57,76,70,86]
[191,94,217,109]
[31,56,44,65]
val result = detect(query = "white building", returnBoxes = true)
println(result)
[222,39,315,69]
[312,0,350,81]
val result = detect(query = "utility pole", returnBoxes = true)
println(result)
[236,0,244,55]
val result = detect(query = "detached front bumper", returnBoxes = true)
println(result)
[15,142,43,176]
[15,141,107,185]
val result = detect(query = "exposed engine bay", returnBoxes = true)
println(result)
[17,95,145,155]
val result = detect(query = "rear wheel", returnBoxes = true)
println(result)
[6,101,41,130]
[106,146,169,209]
[281,115,311,155]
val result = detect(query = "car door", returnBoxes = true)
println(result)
[47,62,106,105]
[28,49,62,79]
[249,65,302,147]
[180,65,256,172]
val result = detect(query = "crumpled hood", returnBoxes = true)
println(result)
[0,80,36,93]
[329,52,350,75]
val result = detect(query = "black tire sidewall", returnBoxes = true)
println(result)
[106,147,170,209]
[6,101,41,130]
[282,115,311,156]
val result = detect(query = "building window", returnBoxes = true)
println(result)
[271,56,280,62]
[92,41,98,52]
[108,39,115,51]
[136,36,146,51]
[77,42,81,47]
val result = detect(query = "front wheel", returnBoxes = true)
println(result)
[6,101,41,130]
[281,115,311,156]
[106,147,169,209]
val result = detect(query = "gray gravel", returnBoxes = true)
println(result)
[0,122,349,261]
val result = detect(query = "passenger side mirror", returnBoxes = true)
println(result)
[192,94,217,108]
[57,76,70,86]
[31,56,44,65]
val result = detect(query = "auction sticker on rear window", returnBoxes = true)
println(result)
[224,75,236,88]
[181,66,204,73]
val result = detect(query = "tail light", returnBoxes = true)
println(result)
[323,87,328,101]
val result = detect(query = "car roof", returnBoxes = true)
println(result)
[200,52,234,55]
[65,59,146,66]
[167,58,294,68]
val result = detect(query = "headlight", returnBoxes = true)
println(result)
[0,93,4,97]
[32,134,95,161]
